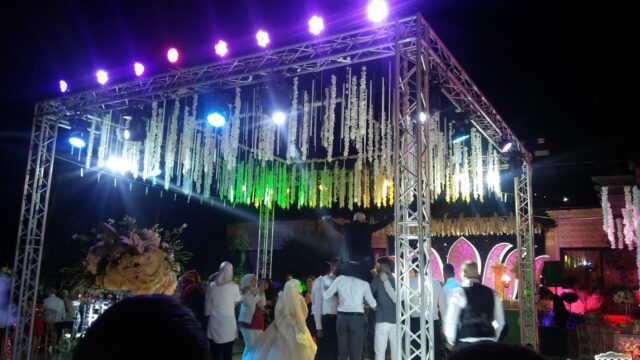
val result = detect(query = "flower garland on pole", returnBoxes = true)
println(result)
[287,78,299,164]
[601,186,617,248]
[622,186,637,250]
[164,99,180,190]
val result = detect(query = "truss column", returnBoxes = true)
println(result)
[514,161,538,350]
[394,18,434,360]
[256,204,275,280]
[3,102,58,360]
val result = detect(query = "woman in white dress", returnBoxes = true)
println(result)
[238,274,267,360]
[205,262,241,360]
[247,279,317,360]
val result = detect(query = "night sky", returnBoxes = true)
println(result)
[0,0,636,271]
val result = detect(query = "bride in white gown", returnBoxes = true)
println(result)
[245,279,317,360]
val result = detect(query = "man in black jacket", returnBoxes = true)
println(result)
[443,261,505,350]
[322,212,392,282]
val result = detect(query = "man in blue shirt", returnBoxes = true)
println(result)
[442,263,461,300]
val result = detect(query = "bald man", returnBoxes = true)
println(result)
[443,261,505,350]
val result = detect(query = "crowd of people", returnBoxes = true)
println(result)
[16,211,540,359]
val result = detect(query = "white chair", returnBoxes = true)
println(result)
[594,351,632,360]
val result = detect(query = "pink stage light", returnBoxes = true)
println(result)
[96,70,108,85]
[308,15,325,35]
[59,80,68,93]
[367,0,389,23]
[134,62,145,77]
[214,40,228,57]
[167,48,179,63]
[256,30,270,48]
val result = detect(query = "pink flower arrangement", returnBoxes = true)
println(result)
[80,216,189,295]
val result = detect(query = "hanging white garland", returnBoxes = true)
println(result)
[321,87,330,157]
[203,123,215,198]
[349,74,358,143]
[357,67,367,156]
[622,186,637,250]
[164,99,180,190]
[367,81,374,164]
[85,115,97,168]
[227,88,241,170]
[460,144,471,203]
[470,128,484,201]
[327,75,337,162]
[301,91,310,160]
[97,112,112,168]
[286,77,299,164]
[601,186,616,248]
[343,72,351,157]
[633,186,640,290]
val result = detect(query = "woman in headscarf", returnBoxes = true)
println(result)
[238,274,267,359]
[180,270,207,331]
[205,262,241,360]
[246,279,317,360]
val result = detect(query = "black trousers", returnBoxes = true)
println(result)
[316,314,338,360]
[409,317,443,360]
[209,339,234,360]
[337,313,366,360]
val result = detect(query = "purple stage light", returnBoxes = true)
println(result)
[59,80,68,93]
[256,30,270,48]
[214,40,228,57]
[167,48,179,63]
[134,62,145,77]
[96,70,108,85]
[367,0,389,23]
[308,15,324,35]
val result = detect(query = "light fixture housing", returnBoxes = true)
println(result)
[499,139,513,153]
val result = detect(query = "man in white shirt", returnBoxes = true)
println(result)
[43,288,66,341]
[443,261,505,350]
[312,258,340,360]
[407,267,447,360]
[43,288,66,323]
[323,275,377,360]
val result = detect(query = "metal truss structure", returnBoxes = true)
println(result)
[4,14,535,359]
[393,20,434,360]
[3,104,58,360]
[256,205,275,280]
[514,162,538,348]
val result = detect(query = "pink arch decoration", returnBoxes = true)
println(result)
[446,237,482,283]
[482,243,514,289]
[431,248,444,283]
[503,250,520,299]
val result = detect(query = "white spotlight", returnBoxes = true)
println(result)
[256,30,270,48]
[207,113,226,128]
[272,111,286,125]
[308,15,325,35]
[367,0,389,23]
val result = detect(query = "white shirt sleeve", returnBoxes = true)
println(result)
[434,281,447,320]
[323,275,340,300]
[312,277,324,330]
[492,291,505,341]
[363,282,377,309]
[443,287,466,345]
[204,284,215,316]
[234,284,242,303]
